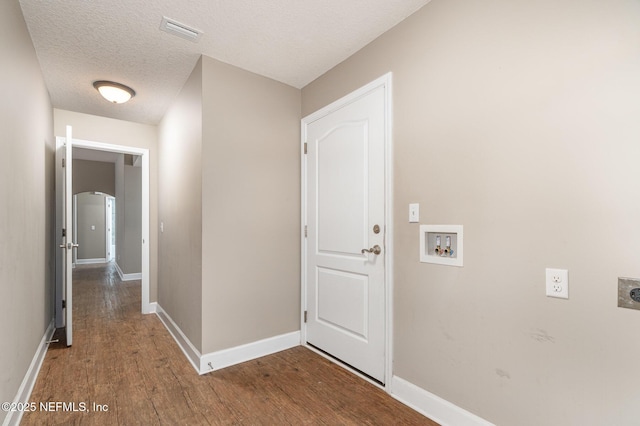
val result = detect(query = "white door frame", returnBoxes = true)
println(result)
[72,194,78,267]
[105,196,115,262]
[55,136,152,315]
[300,72,394,388]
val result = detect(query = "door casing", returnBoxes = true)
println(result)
[105,196,114,262]
[300,73,394,388]
[55,136,152,329]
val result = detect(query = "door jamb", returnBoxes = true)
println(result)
[55,136,152,315]
[73,194,77,267]
[105,195,115,262]
[300,72,393,388]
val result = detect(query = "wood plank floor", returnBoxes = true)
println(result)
[23,264,438,425]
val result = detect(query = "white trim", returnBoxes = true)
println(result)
[122,273,142,281]
[68,137,152,314]
[383,73,394,388]
[147,302,157,313]
[299,110,308,345]
[155,304,201,374]
[140,149,151,313]
[75,258,107,265]
[300,72,393,387]
[73,194,78,265]
[200,331,300,374]
[114,262,142,281]
[2,320,55,426]
[105,195,116,262]
[390,376,494,426]
[104,196,109,261]
[155,304,300,376]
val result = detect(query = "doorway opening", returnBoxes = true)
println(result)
[55,134,152,342]
[72,192,116,267]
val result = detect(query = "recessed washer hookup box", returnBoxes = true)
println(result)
[618,277,640,311]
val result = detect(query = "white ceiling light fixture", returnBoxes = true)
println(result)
[160,16,202,42]
[93,80,136,104]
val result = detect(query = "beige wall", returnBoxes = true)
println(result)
[0,0,54,416]
[53,109,158,301]
[158,58,204,350]
[115,154,124,268]
[302,0,640,424]
[157,55,300,354]
[200,56,301,353]
[73,159,115,196]
[113,156,141,274]
[76,192,107,260]
[121,164,142,274]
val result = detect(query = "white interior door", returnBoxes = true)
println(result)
[304,82,388,383]
[63,126,74,346]
[55,140,64,328]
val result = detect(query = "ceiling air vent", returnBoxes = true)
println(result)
[160,16,202,42]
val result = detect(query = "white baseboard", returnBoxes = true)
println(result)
[114,262,142,281]
[155,304,201,374]
[390,376,494,426]
[155,303,300,376]
[121,272,142,281]
[146,302,157,314]
[2,320,55,426]
[76,258,107,265]
[200,331,300,374]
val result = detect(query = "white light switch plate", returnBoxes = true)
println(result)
[409,203,419,223]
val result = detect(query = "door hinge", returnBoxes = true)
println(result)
[304,225,307,238]
[304,142,307,154]
[62,300,66,309]
[62,158,65,168]
[304,310,308,323]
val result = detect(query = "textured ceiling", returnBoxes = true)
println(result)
[19,0,430,125]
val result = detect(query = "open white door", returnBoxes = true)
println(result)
[55,127,74,344]
[64,126,74,346]
[55,126,75,346]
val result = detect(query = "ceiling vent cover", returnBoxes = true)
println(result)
[160,16,202,42]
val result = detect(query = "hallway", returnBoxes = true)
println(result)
[22,264,436,425]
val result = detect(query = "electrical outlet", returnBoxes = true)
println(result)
[546,268,569,299]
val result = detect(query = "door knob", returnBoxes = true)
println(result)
[361,245,381,255]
